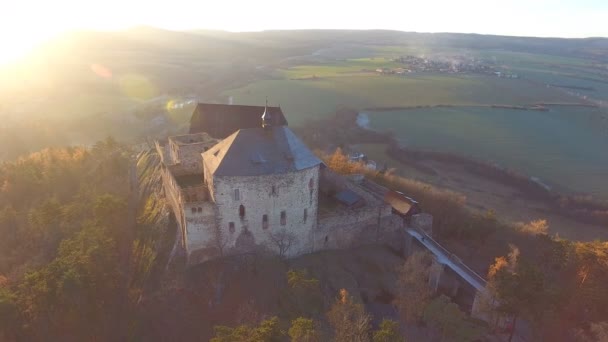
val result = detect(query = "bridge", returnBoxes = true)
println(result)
[406,228,486,292]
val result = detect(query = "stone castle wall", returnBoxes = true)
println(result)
[315,214,404,252]
[161,144,406,266]
[162,164,212,255]
[214,165,320,256]
[315,167,403,251]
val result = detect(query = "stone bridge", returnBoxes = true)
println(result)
[405,227,489,320]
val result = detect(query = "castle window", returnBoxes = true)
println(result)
[198,207,202,213]
[229,222,235,233]
[191,207,196,214]
[280,211,286,226]
[262,214,269,229]
[303,208,308,223]
[239,205,246,219]
[271,185,277,196]
[234,189,240,201]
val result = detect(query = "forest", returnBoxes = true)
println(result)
[1,143,607,341]
[0,138,169,341]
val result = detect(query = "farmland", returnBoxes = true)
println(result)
[223,44,608,204]
[362,106,608,199]
[2,28,607,203]
[224,71,575,126]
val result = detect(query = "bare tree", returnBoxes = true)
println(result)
[207,222,228,257]
[267,229,297,257]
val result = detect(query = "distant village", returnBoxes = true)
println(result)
[373,55,519,78]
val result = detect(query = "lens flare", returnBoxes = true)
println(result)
[90,63,112,79]
[119,74,158,101]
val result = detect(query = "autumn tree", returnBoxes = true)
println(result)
[324,148,363,175]
[289,317,320,342]
[372,319,404,342]
[485,245,545,342]
[327,289,372,342]
[423,295,486,342]
[211,316,283,342]
[516,219,549,236]
[393,251,433,324]
[17,223,123,340]
[280,270,323,319]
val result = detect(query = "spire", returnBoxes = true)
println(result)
[262,97,272,129]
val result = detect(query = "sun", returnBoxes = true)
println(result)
[0,28,54,65]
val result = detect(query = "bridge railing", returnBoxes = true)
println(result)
[409,228,487,288]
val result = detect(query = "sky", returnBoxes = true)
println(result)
[1,0,607,64]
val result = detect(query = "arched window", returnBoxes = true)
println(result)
[229,222,235,234]
[262,214,269,229]
[303,208,308,223]
[239,205,246,219]
[280,211,286,225]
[191,207,196,214]
[197,207,202,213]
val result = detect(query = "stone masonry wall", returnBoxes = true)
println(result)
[315,214,404,252]
[208,165,321,259]
[173,143,211,174]
[161,165,187,248]
[315,167,403,251]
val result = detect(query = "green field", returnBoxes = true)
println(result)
[224,71,572,126]
[365,106,608,199]
[222,46,608,199]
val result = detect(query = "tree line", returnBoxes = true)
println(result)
[321,148,608,341]
[0,138,168,341]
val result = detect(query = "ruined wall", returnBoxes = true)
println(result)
[154,140,170,164]
[167,133,218,174]
[161,165,187,249]
[207,165,320,258]
[316,210,403,252]
[162,164,211,253]
[181,185,209,203]
[315,167,403,251]
[320,168,387,208]
[184,201,217,265]
[172,143,210,173]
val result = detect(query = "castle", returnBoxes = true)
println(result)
[157,103,404,265]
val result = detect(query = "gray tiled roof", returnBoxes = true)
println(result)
[190,103,288,138]
[203,126,321,177]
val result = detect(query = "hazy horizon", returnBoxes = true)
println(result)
[2,0,607,64]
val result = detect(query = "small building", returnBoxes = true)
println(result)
[384,190,421,223]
